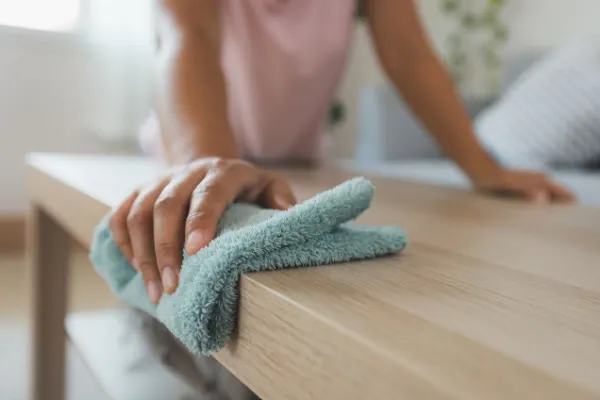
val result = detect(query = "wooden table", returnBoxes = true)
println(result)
[26,154,600,400]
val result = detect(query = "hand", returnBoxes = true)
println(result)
[109,158,296,304]
[472,168,575,204]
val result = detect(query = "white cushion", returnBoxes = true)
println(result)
[475,36,600,169]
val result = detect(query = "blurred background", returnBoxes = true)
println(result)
[1,0,600,399]
[1,0,600,215]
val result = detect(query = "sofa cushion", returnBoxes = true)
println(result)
[475,36,600,169]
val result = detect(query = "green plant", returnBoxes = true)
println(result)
[440,0,509,92]
[328,1,364,129]
[356,0,366,20]
[328,99,346,129]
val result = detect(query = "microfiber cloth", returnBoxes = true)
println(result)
[90,178,407,355]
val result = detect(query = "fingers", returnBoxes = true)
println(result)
[546,181,576,203]
[153,168,206,294]
[523,174,575,204]
[110,158,299,304]
[523,189,550,204]
[185,162,262,254]
[497,171,576,204]
[127,179,170,304]
[261,174,297,210]
[109,191,138,265]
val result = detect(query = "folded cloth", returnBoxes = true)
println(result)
[90,178,407,355]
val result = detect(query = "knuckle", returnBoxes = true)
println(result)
[138,261,158,278]
[187,208,216,223]
[154,241,179,258]
[200,179,227,195]
[188,158,210,170]
[229,161,253,177]
[127,210,151,230]
[211,157,231,171]
[153,194,181,215]
[186,209,216,229]
[190,188,209,205]
[210,157,252,175]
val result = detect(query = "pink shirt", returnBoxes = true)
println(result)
[142,0,355,162]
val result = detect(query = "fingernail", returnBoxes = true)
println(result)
[161,267,178,294]
[186,230,207,254]
[131,257,138,271]
[146,281,162,304]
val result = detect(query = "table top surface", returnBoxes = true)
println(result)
[27,154,600,400]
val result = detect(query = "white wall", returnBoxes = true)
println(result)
[0,19,151,214]
[501,0,600,57]
[333,0,600,158]
[0,27,129,214]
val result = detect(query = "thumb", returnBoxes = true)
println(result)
[262,175,297,210]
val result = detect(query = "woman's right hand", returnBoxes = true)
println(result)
[108,158,296,304]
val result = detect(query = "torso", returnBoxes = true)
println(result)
[141,0,356,163]
[221,0,355,162]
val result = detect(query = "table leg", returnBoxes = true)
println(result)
[27,206,71,400]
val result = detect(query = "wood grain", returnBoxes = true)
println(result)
[26,154,600,399]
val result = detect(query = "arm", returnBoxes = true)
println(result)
[155,0,237,163]
[364,0,574,202]
[108,0,295,304]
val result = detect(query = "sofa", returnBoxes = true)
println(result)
[349,55,600,206]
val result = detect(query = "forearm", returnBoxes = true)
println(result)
[156,8,237,165]
[386,54,500,181]
[366,0,502,182]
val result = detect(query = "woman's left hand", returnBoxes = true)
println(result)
[472,168,576,204]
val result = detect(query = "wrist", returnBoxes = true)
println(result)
[167,139,239,165]
[459,153,505,187]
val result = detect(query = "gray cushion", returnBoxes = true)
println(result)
[356,84,490,164]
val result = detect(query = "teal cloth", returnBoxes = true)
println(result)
[90,178,407,355]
